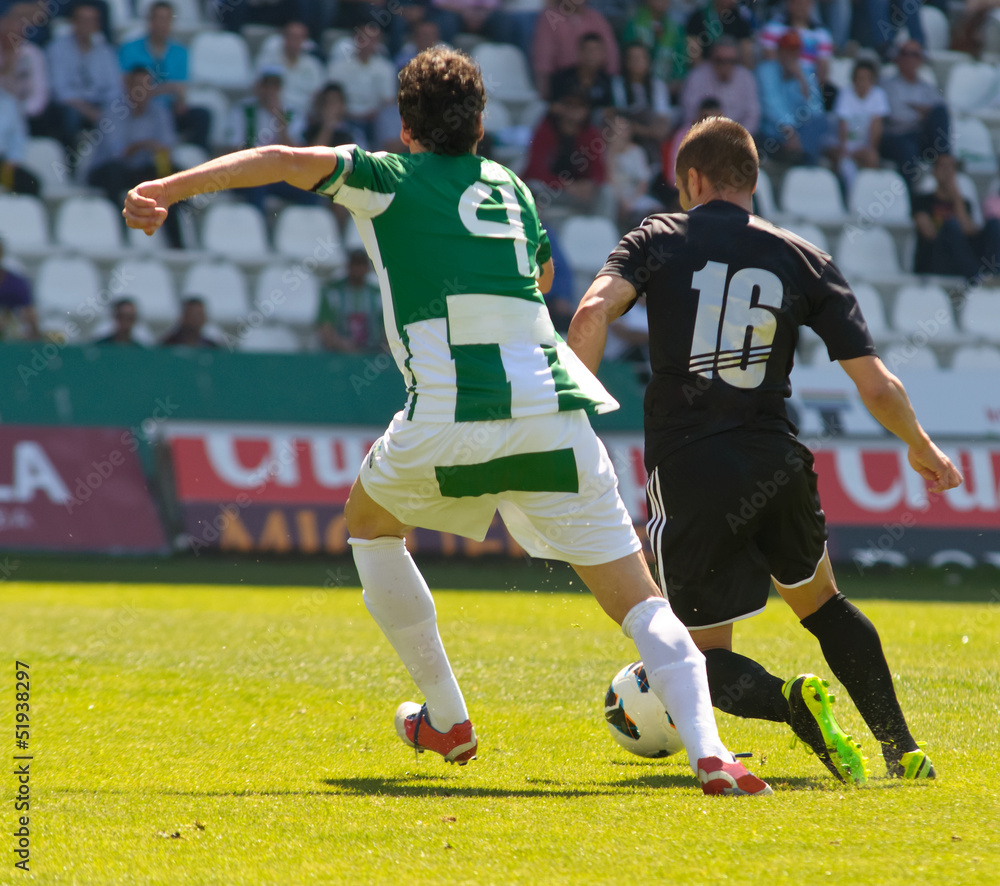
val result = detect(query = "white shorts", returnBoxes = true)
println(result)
[359,410,641,567]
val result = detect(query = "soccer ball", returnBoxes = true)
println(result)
[604,661,683,758]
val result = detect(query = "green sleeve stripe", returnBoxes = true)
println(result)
[435,448,579,498]
[541,345,595,414]
[452,343,512,422]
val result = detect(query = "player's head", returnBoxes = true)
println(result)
[674,115,757,211]
[397,48,486,156]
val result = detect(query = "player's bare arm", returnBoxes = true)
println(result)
[537,258,555,295]
[839,354,963,494]
[123,145,342,234]
[567,275,638,374]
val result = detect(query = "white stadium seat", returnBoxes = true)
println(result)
[201,203,270,261]
[189,32,253,91]
[35,256,102,330]
[237,323,301,352]
[126,222,170,252]
[186,88,232,150]
[780,167,847,223]
[472,43,539,105]
[848,169,911,226]
[0,194,49,256]
[109,259,178,330]
[961,290,1000,340]
[952,117,998,175]
[945,62,999,114]
[752,167,776,219]
[172,143,211,171]
[182,261,250,327]
[920,5,951,52]
[835,225,902,281]
[273,206,346,269]
[783,222,828,253]
[951,343,1000,369]
[852,282,891,338]
[22,137,85,198]
[54,196,124,255]
[891,283,958,338]
[561,215,620,274]
[879,342,940,370]
[254,265,321,329]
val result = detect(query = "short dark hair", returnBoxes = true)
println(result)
[675,115,758,194]
[579,31,604,45]
[182,296,206,309]
[397,48,486,155]
[853,59,878,79]
[149,1,174,13]
[113,297,136,312]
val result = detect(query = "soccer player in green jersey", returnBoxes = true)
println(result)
[124,48,771,796]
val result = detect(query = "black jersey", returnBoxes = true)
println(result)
[600,200,876,470]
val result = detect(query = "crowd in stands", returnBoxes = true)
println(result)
[0,0,997,368]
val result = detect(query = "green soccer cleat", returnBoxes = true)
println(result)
[782,674,868,785]
[887,748,936,780]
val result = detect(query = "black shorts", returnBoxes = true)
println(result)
[646,430,827,629]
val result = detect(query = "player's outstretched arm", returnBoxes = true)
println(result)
[123,145,342,234]
[567,274,638,374]
[839,355,963,494]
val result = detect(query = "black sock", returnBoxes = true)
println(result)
[801,593,916,758]
[703,648,789,722]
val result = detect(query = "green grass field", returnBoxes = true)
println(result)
[4,578,999,885]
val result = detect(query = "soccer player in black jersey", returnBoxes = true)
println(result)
[568,116,964,784]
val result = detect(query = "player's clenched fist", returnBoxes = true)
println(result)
[123,180,171,235]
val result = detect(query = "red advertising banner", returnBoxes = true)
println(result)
[161,423,1000,563]
[0,426,166,552]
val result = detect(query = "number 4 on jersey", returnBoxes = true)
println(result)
[688,260,784,389]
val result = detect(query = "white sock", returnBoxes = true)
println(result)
[349,536,469,731]
[621,597,732,772]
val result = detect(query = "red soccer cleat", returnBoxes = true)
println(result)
[697,756,773,796]
[395,702,478,764]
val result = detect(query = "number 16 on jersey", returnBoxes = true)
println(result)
[688,260,784,390]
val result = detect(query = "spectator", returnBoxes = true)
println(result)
[427,0,510,45]
[46,2,121,149]
[680,38,760,135]
[327,31,398,148]
[162,296,219,348]
[228,67,298,150]
[228,67,319,212]
[913,153,1000,280]
[395,18,447,71]
[0,3,55,138]
[611,42,671,158]
[759,0,833,87]
[318,249,385,353]
[0,87,39,194]
[302,83,366,147]
[88,67,177,239]
[880,41,950,189]
[856,0,924,58]
[16,0,113,47]
[622,0,688,90]
[653,98,722,206]
[255,20,325,119]
[531,0,619,99]
[0,238,38,340]
[756,30,827,165]
[215,0,314,32]
[817,0,850,51]
[685,0,754,69]
[95,297,147,346]
[523,90,612,217]
[118,1,211,151]
[832,58,888,190]
[549,32,614,115]
[606,112,661,226]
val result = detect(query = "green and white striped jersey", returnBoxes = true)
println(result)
[313,145,618,423]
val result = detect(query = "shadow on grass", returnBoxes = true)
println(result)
[323,775,640,798]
